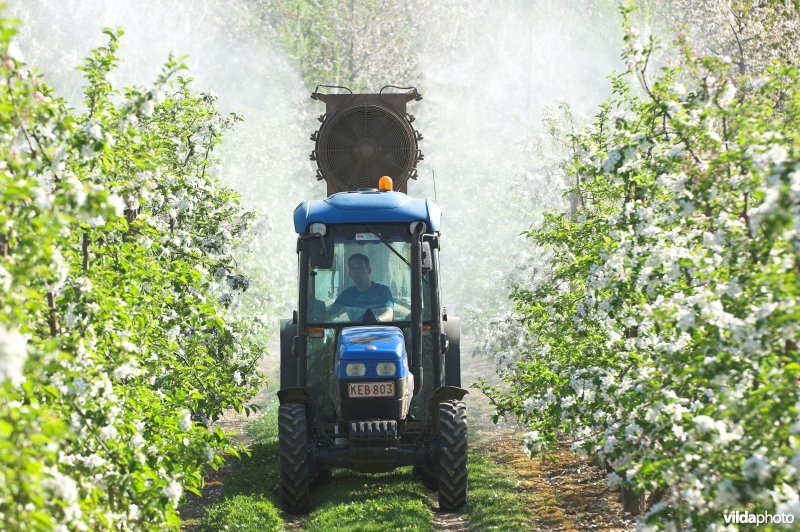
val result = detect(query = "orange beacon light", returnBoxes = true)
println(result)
[378,176,393,191]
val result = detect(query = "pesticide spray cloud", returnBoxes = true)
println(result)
[7,0,320,319]
[414,1,624,319]
[8,0,625,334]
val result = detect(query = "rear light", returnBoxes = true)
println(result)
[376,362,396,376]
[346,363,366,377]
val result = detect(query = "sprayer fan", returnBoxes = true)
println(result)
[316,103,417,192]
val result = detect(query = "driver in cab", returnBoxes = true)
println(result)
[327,253,394,322]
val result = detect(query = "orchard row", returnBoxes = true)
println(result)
[0,19,264,530]
[480,7,800,529]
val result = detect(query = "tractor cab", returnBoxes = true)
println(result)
[277,87,467,514]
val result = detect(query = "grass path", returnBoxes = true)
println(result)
[180,338,632,530]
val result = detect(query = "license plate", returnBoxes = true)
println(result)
[348,382,394,398]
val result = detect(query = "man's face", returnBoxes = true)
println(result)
[348,259,371,287]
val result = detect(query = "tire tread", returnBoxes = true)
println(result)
[279,403,310,514]
[437,400,467,510]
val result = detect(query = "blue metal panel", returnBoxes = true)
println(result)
[294,190,441,234]
[334,326,409,380]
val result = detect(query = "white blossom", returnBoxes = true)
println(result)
[743,454,770,482]
[120,340,138,353]
[0,264,12,292]
[84,453,107,469]
[0,325,28,385]
[178,409,192,431]
[522,430,544,456]
[162,479,182,507]
[693,415,717,434]
[106,194,126,217]
[85,122,103,140]
[127,504,140,521]
[43,471,78,504]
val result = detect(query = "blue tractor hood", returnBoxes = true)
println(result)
[294,190,441,234]
[335,326,409,380]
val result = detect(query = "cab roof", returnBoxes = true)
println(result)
[293,190,442,234]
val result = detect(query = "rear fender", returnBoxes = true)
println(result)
[429,385,468,429]
[280,319,299,389]
[277,388,315,431]
[443,317,461,387]
[277,387,312,406]
[431,385,468,404]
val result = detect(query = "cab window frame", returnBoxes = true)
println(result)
[304,223,433,327]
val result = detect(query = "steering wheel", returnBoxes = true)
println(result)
[361,308,378,323]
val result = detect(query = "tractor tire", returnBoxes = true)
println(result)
[279,403,310,514]
[437,400,468,511]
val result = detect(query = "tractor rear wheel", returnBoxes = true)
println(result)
[437,400,467,511]
[279,403,310,514]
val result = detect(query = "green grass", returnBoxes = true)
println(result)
[197,393,283,531]
[464,445,531,530]
[306,469,433,531]
[199,495,283,531]
[196,391,530,530]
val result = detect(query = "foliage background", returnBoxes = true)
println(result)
[0,17,267,528]
[477,2,800,527]
[3,0,800,528]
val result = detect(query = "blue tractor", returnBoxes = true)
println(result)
[278,86,467,514]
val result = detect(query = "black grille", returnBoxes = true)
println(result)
[349,420,399,443]
[316,104,417,193]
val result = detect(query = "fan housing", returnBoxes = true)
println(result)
[311,87,423,195]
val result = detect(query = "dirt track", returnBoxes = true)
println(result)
[181,334,633,530]
[459,344,632,530]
